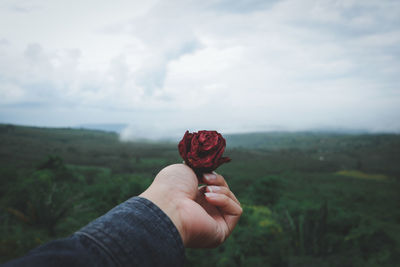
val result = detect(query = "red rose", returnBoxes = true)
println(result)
[178,130,231,173]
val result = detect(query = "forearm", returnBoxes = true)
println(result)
[3,197,185,267]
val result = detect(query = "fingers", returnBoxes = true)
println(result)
[202,172,240,205]
[201,172,242,237]
[205,185,240,206]
[204,189,242,234]
[202,172,242,214]
[204,192,242,216]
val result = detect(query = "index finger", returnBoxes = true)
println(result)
[202,172,228,188]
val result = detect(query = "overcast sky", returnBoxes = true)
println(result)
[0,0,399,139]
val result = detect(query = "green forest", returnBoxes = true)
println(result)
[0,124,399,266]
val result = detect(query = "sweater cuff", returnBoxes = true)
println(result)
[76,197,185,267]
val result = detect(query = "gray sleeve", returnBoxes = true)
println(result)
[76,196,185,267]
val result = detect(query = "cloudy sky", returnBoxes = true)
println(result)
[0,0,399,138]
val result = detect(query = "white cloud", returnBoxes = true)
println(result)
[0,82,25,103]
[0,0,399,136]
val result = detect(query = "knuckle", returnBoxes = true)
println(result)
[222,187,230,195]
[238,206,243,215]
[221,195,231,207]
[221,194,230,203]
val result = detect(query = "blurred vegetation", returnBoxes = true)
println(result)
[0,124,399,266]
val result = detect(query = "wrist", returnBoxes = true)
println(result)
[140,188,187,246]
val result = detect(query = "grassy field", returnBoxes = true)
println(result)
[1,124,399,266]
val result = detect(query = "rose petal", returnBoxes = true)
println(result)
[178,130,230,173]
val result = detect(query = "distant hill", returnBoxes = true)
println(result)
[0,124,174,169]
[0,123,399,176]
[225,131,400,151]
[2,124,400,152]
[77,123,127,133]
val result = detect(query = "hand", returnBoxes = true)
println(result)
[140,164,242,248]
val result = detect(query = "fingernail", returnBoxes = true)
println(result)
[207,186,220,193]
[204,173,217,181]
[205,192,219,198]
